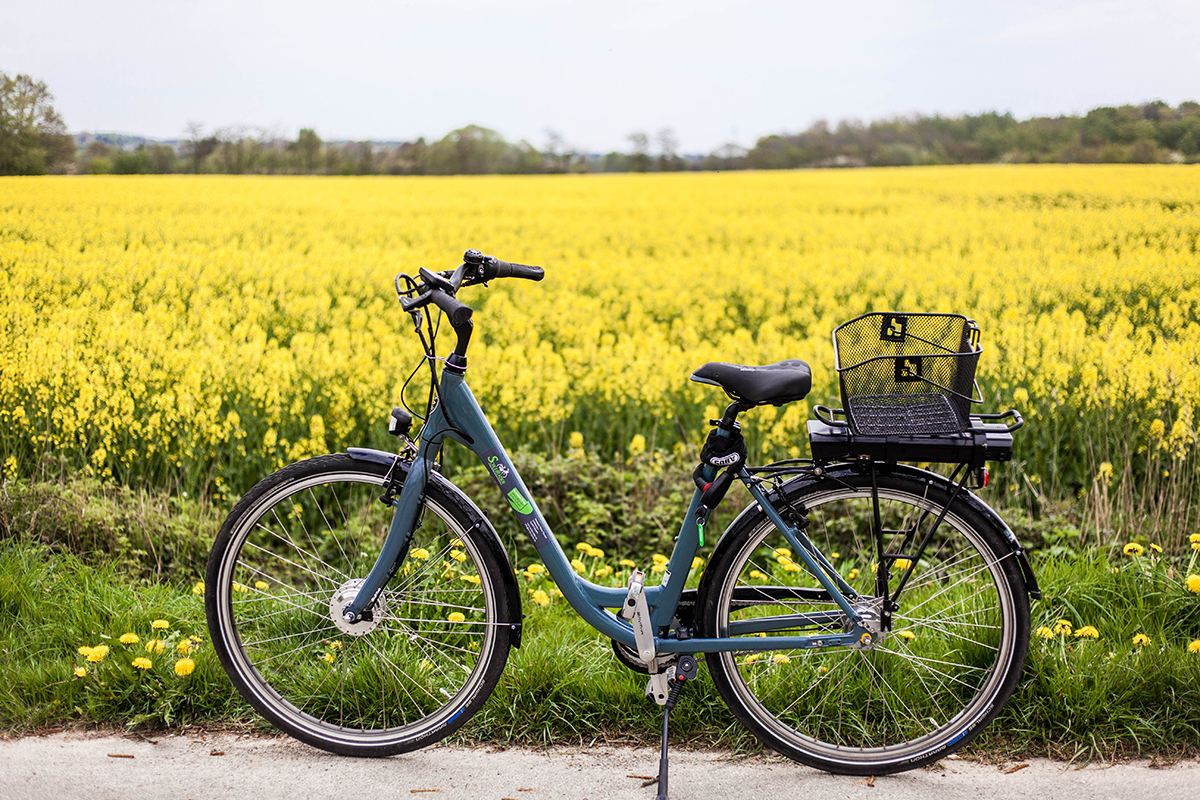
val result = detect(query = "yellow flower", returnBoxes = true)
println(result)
[322,652,335,664]
[119,633,139,645]
[1074,626,1099,639]
[84,645,109,663]
[629,434,646,456]
[894,558,913,571]
[771,653,791,664]
[896,630,916,640]
[575,542,593,552]
[145,639,165,654]
[1149,544,1162,553]
[525,563,546,575]
[254,581,269,590]
[1036,626,1054,639]
[570,558,587,573]
[1123,543,1144,556]
[1189,640,1200,654]
[691,556,704,570]
[568,431,584,449]
[586,546,605,559]
[651,553,669,565]
[192,581,205,595]
[174,658,195,676]
[460,574,481,584]
[781,562,802,573]
[131,657,153,670]
[329,640,341,649]
[816,666,828,674]
[775,554,794,565]
[176,639,193,655]
[1186,575,1200,594]
[848,569,860,580]
[748,570,767,581]
[773,547,791,559]
[531,589,550,606]
[1053,619,1073,636]
[449,550,467,562]
[449,538,464,547]
[233,582,249,593]
[743,653,762,664]
[830,552,840,560]
[447,612,466,623]
[619,559,636,568]
[151,619,170,630]
[74,666,88,678]
[1132,633,1151,647]
[595,565,613,577]
[549,587,563,598]
[1190,534,1200,544]
[410,547,430,560]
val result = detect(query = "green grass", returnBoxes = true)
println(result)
[3,536,1199,760]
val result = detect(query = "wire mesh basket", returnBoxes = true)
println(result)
[833,312,983,436]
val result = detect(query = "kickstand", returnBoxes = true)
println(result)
[655,655,697,800]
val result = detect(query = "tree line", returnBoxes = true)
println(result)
[3,70,1199,176]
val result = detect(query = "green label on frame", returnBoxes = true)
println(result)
[506,488,534,515]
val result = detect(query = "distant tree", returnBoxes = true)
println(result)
[147,143,177,173]
[626,131,650,172]
[656,127,684,171]
[182,122,219,173]
[0,72,75,174]
[296,128,321,171]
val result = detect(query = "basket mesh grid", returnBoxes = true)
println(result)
[834,313,981,436]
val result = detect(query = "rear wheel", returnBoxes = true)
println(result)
[206,454,512,756]
[699,469,1029,774]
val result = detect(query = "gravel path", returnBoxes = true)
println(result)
[1,731,1196,800]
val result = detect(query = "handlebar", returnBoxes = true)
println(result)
[399,250,545,330]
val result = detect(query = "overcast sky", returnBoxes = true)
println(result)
[5,0,1198,153]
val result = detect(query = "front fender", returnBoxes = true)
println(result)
[347,447,525,645]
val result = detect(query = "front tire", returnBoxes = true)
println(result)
[698,468,1029,774]
[206,454,512,756]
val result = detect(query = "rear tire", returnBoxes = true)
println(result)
[698,469,1029,774]
[206,454,512,756]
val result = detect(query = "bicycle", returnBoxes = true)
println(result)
[205,250,1040,791]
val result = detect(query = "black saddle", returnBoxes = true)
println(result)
[690,359,812,407]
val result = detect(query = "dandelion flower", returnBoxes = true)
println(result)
[743,653,762,664]
[74,666,88,678]
[174,658,195,676]
[525,563,546,575]
[1123,543,1144,556]
[1150,544,1162,553]
[1132,633,1151,647]
[176,639,193,655]
[254,581,269,590]
[1036,626,1054,639]
[145,639,165,654]
[619,559,636,568]
[1074,626,1099,639]
[1187,575,1200,594]
[322,652,335,664]
[595,565,613,577]
[816,666,828,674]
[896,630,916,640]
[773,547,791,559]
[771,653,791,664]
[1190,533,1200,545]
[570,558,586,573]
[830,552,840,560]
[652,553,669,565]
[329,640,342,649]
[749,570,767,581]
[85,645,109,662]
[894,558,913,571]
[549,587,563,598]
[447,612,466,623]
[575,542,592,552]
[192,581,205,595]
[119,633,140,645]
[152,619,170,630]
[460,574,481,584]
[410,547,430,560]
[449,550,467,562]
[1053,620,1073,636]
[232,582,249,593]
[531,589,550,607]
[690,556,704,570]
[782,562,802,573]
[132,657,153,670]
[1189,640,1200,654]
[587,546,605,559]
[848,569,860,580]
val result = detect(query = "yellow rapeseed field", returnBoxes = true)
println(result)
[1,167,1198,531]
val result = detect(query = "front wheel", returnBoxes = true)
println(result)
[698,468,1030,774]
[206,454,513,756]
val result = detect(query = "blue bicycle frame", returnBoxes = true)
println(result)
[343,365,872,655]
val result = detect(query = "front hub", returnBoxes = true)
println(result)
[330,578,387,636]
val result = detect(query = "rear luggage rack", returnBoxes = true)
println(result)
[808,409,1023,467]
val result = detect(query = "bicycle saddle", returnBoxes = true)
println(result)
[690,359,812,406]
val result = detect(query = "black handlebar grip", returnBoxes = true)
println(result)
[493,258,544,281]
[429,290,473,327]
